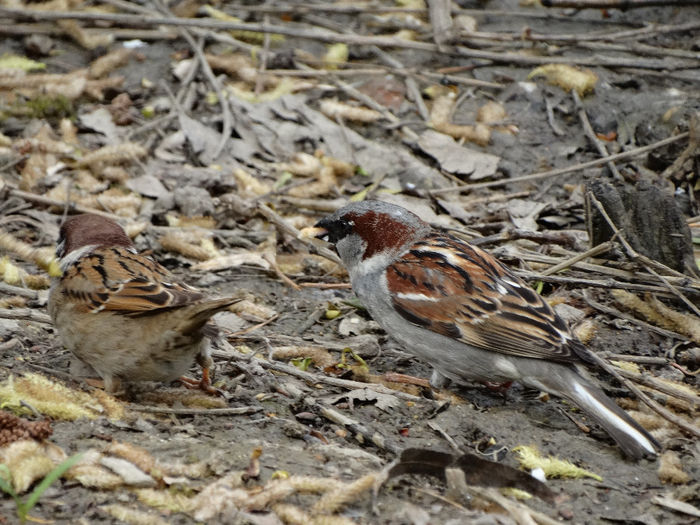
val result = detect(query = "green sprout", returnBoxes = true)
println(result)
[336,348,369,372]
[0,452,84,524]
[290,357,313,372]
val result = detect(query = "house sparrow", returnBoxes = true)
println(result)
[48,214,240,394]
[312,200,659,459]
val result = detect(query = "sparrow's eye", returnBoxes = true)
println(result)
[315,217,355,244]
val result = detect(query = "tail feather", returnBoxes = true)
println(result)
[566,378,659,459]
[179,296,242,335]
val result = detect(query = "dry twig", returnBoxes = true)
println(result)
[1,8,696,70]
[430,132,689,195]
[587,193,700,317]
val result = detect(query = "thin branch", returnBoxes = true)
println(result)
[6,186,124,220]
[518,271,697,298]
[540,241,614,276]
[104,2,642,24]
[587,193,700,317]
[257,15,272,96]
[0,8,697,69]
[257,203,341,264]
[572,90,623,181]
[0,308,51,324]
[578,291,687,341]
[130,405,263,415]
[513,249,700,293]
[262,253,301,291]
[584,349,700,439]
[613,368,700,408]
[542,0,700,8]
[429,132,689,195]
[213,346,425,403]
[0,282,40,300]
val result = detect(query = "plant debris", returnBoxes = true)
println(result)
[0,0,698,523]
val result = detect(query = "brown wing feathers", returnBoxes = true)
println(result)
[387,233,580,363]
[60,246,204,314]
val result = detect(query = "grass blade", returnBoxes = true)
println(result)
[22,452,84,513]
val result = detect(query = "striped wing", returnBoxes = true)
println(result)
[386,233,583,363]
[60,246,204,314]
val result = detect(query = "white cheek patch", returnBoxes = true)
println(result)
[395,292,439,302]
[357,252,394,276]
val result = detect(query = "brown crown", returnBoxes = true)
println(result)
[58,214,133,257]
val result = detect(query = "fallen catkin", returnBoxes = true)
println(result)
[0,410,53,446]
[611,290,700,344]
[658,451,690,484]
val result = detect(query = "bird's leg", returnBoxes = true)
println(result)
[178,369,223,396]
[482,380,513,394]
[383,371,432,388]
[180,352,225,397]
[179,346,224,396]
[198,366,225,396]
[90,375,122,395]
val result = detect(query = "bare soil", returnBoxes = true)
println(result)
[1,1,699,524]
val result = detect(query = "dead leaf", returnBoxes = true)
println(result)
[79,107,120,144]
[652,495,700,518]
[418,130,499,179]
[381,448,555,503]
[178,113,226,165]
[126,174,170,199]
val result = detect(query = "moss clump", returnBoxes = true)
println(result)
[24,95,74,120]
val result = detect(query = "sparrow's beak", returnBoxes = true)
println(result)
[298,226,330,243]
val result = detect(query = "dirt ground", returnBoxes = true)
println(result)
[1,1,699,524]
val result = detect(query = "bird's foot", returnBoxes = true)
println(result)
[86,376,123,395]
[179,367,225,397]
[482,380,513,395]
[84,377,105,389]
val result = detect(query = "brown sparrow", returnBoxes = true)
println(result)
[312,200,659,459]
[48,214,239,393]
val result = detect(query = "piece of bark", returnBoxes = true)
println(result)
[585,178,699,277]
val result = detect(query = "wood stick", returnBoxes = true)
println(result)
[587,193,700,317]
[257,202,341,264]
[0,282,40,300]
[130,405,263,415]
[613,368,700,408]
[585,350,700,439]
[572,90,623,181]
[0,308,51,324]
[0,8,696,69]
[429,132,689,195]
[540,241,614,276]
[7,187,123,220]
[542,0,699,8]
